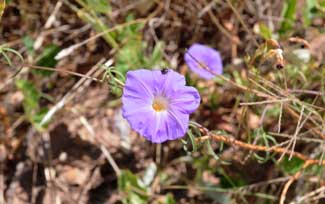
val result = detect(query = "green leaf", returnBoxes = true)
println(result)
[117,14,144,41]
[252,128,277,163]
[258,23,273,39]
[22,36,34,55]
[314,0,325,13]
[35,44,60,76]
[279,0,297,35]
[218,167,246,188]
[32,108,49,130]
[85,0,110,14]
[206,139,231,165]
[2,47,24,64]
[187,129,197,152]
[75,1,117,48]
[303,0,317,26]
[116,40,143,75]
[163,194,176,204]
[233,70,244,85]
[118,170,148,204]
[1,50,12,66]
[118,170,146,191]
[15,80,51,131]
[146,41,164,66]
[15,79,40,110]
[128,192,146,204]
[119,170,138,191]
[114,14,165,83]
[208,92,219,110]
[115,14,144,74]
[279,156,305,174]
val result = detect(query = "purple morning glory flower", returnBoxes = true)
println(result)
[184,43,223,79]
[122,69,200,143]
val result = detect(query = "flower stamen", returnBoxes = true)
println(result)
[152,96,169,112]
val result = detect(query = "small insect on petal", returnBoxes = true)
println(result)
[161,68,169,75]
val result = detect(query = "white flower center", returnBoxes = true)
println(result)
[152,96,169,112]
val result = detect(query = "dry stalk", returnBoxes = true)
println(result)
[194,123,325,166]
[279,161,314,204]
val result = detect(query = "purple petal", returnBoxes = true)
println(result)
[151,69,186,96]
[122,104,156,139]
[166,110,189,140]
[124,69,155,99]
[184,43,223,79]
[144,112,170,143]
[169,86,201,114]
[141,111,189,143]
[157,70,200,114]
[126,69,185,96]
[143,110,190,143]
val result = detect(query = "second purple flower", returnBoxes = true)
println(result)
[184,43,223,79]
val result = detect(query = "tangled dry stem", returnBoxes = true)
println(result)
[279,161,314,204]
[195,124,325,166]
[194,124,324,204]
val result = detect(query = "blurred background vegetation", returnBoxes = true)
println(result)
[0,0,324,204]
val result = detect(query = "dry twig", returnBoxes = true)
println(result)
[279,161,314,204]
[194,123,325,165]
